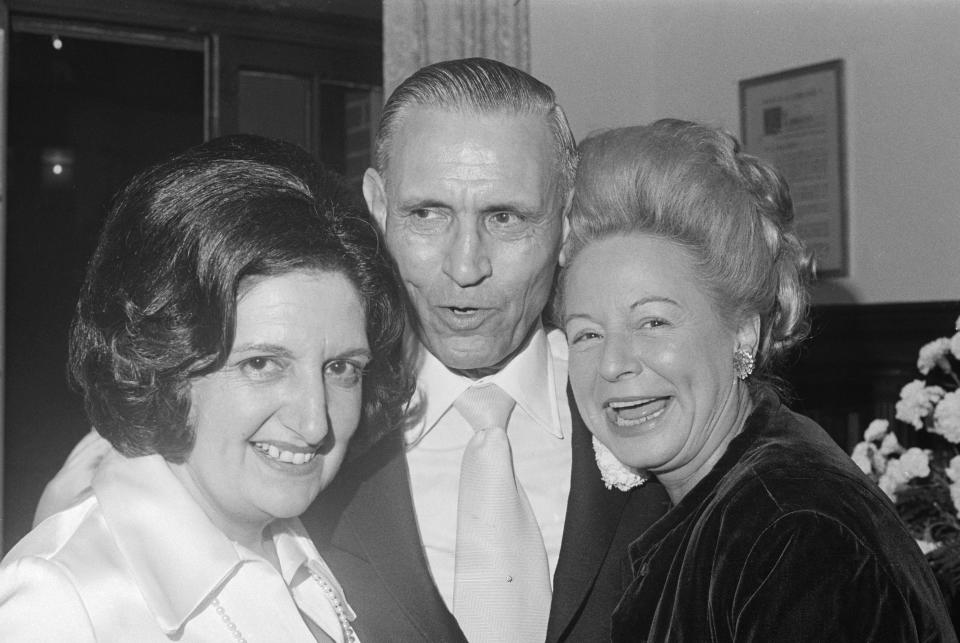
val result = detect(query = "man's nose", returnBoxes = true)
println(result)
[599,333,643,382]
[441,222,492,287]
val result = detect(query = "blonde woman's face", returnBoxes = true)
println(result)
[563,234,753,492]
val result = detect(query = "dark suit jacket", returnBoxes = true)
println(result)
[301,387,671,642]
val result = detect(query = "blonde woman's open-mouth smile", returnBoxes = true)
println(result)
[605,397,670,429]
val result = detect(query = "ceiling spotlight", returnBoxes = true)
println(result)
[42,148,74,187]
[52,35,63,50]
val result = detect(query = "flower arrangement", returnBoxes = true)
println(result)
[851,313,960,603]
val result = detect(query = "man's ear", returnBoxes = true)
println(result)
[362,167,388,234]
[558,211,571,267]
[557,188,574,267]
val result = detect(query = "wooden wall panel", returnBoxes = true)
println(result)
[785,301,960,452]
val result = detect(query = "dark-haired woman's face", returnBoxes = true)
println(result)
[171,270,370,540]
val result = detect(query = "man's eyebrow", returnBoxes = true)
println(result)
[333,347,374,360]
[480,202,539,215]
[396,198,449,211]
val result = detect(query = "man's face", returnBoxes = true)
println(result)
[364,107,563,372]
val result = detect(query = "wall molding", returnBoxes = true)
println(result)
[9,0,381,50]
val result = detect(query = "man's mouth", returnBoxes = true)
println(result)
[433,305,494,331]
[605,397,670,427]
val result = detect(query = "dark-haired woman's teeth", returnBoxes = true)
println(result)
[253,442,316,464]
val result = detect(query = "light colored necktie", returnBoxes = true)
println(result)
[452,383,552,642]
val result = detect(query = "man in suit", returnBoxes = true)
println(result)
[300,58,670,642]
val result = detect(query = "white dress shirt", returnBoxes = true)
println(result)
[0,451,357,642]
[405,324,573,610]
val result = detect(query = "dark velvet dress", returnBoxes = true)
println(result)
[612,394,958,642]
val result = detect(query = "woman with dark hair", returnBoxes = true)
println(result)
[558,119,956,641]
[0,135,410,641]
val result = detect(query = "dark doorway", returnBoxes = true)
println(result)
[4,29,204,548]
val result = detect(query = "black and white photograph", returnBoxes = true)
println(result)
[0,1,957,641]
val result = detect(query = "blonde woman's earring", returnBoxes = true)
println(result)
[734,348,755,380]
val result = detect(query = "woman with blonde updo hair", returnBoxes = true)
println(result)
[558,119,955,641]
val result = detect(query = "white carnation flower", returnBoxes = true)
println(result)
[878,471,901,501]
[884,458,910,486]
[864,419,889,442]
[947,455,960,483]
[916,539,941,556]
[951,331,960,361]
[871,448,888,475]
[933,391,960,443]
[592,436,648,491]
[851,442,875,475]
[951,481,960,516]
[879,432,903,456]
[895,380,945,429]
[898,447,931,479]
[918,338,952,375]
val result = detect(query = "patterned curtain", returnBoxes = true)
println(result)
[383,0,531,96]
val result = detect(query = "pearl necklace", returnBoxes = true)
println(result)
[310,570,359,642]
[209,573,358,643]
[212,597,249,642]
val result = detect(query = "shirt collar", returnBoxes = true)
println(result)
[273,520,357,632]
[92,452,356,635]
[405,321,564,445]
[93,451,249,633]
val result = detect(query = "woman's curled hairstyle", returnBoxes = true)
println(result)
[69,135,412,463]
[561,118,815,397]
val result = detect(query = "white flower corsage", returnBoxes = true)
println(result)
[592,436,649,491]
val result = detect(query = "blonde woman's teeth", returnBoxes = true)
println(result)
[253,442,316,464]
[607,398,668,426]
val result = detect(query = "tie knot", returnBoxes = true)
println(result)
[453,384,516,432]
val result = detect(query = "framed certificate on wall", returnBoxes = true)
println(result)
[740,59,848,277]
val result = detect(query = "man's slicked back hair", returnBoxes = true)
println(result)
[375,57,577,203]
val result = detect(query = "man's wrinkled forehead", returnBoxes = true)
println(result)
[382,105,566,203]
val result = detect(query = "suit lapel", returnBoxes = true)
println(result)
[308,431,464,641]
[547,386,633,641]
